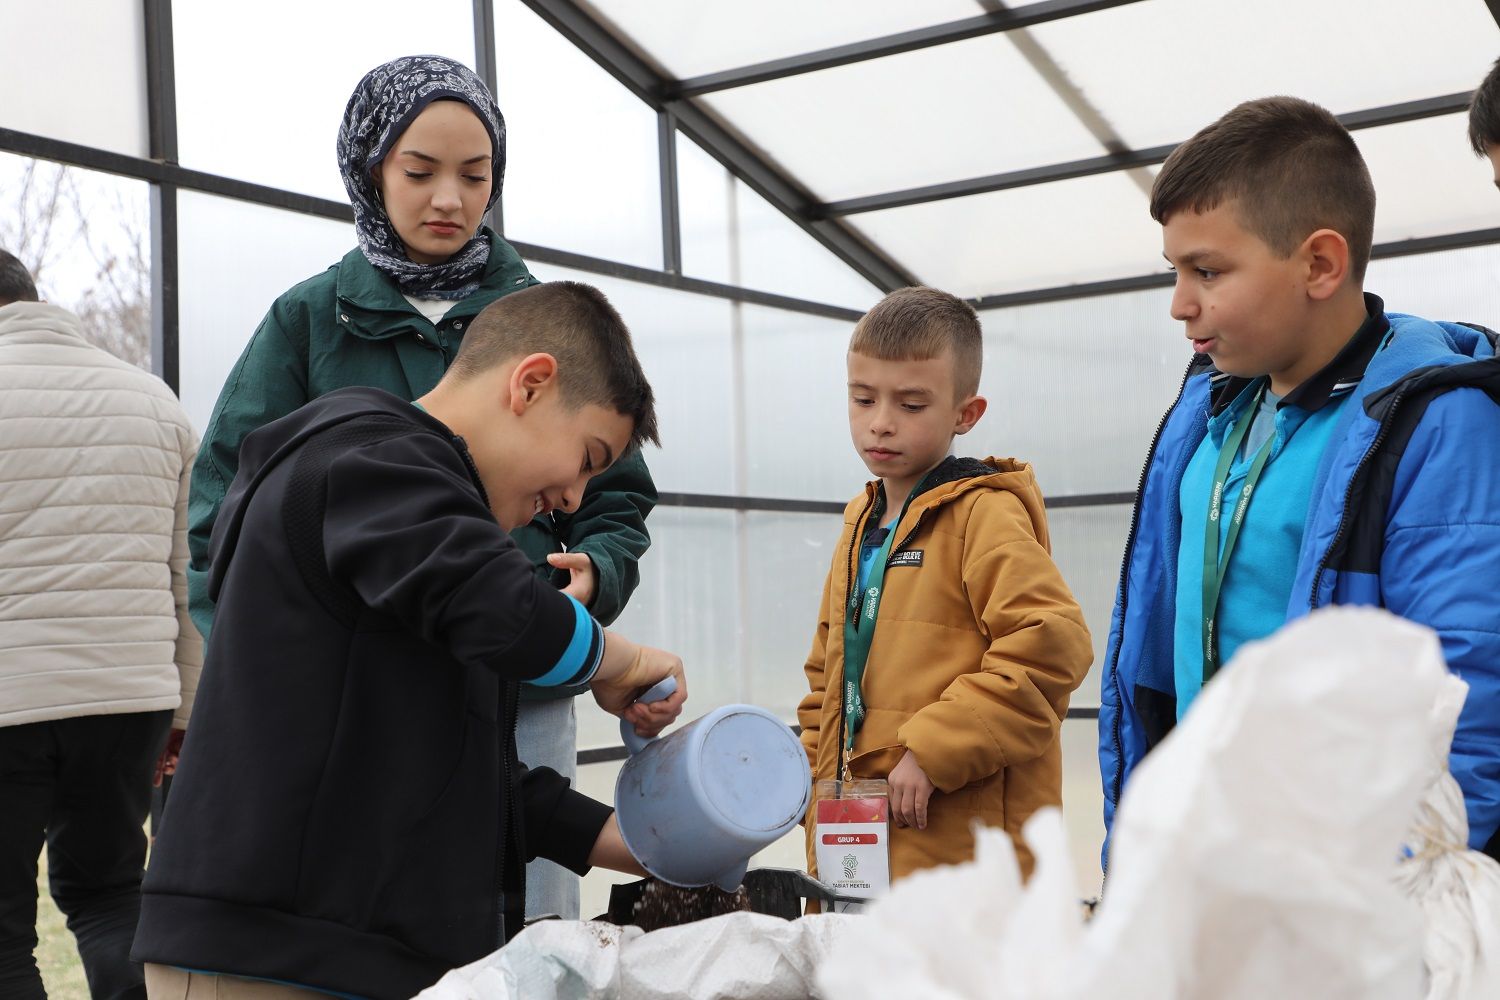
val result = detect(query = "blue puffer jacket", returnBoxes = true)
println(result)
[1099,312,1500,861]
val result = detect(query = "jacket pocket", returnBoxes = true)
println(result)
[847,743,906,780]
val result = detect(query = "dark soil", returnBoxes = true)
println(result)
[630,878,752,932]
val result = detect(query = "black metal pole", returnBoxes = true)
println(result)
[473,0,504,235]
[143,0,180,393]
[658,109,682,274]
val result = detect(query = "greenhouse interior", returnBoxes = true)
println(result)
[5,1,1500,998]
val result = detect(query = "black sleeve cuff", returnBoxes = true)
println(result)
[518,765,614,876]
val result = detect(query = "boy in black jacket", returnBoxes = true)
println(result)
[133,282,686,1000]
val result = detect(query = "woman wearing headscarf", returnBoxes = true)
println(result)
[180,54,655,921]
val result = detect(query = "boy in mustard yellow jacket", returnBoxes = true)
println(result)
[799,286,1093,883]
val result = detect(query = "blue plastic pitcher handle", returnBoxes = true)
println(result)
[620,675,678,755]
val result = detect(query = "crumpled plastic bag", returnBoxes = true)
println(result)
[1393,665,1500,1000]
[414,911,856,1000]
[819,607,1456,1000]
[415,920,640,1000]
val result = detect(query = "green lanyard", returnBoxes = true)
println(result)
[1201,386,1275,682]
[842,495,912,761]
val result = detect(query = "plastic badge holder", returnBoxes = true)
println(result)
[813,778,891,912]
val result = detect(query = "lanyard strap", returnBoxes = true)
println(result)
[1201,386,1275,682]
[842,495,911,760]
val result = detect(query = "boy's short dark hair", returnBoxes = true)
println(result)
[0,249,39,306]
[1469,58,1500,155]
[849,286,983,399]
[448,281,659,449]
[1150,96,1376,282]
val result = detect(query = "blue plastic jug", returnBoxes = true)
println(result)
[614,677,812,892]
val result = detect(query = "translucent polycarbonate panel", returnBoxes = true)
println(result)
[1,4,148,156]
[1045,504,1134,709]
[738,305,873,501]
[678,127,884,309]
[575,506,842,749]
[741,511,846,724]
[1368,243,1500,328]
[584,0,980,79]
[576,506,742,749]
[176,192,355,435]
[1061,717,1105,894]
[701,33,1111,202]
[976,285,1185,495]
[523,263,737,494]
[1356,114,1498,246]
[857,169,1162,299]
[676,133,735,285]
[174,0,473,201]
[0,154,153,370]
[1026,0,1500,151]
[734,177,884,310]
[495,2,663,267]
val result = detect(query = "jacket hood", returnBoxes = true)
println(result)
[855,455,1050,538]
[1367,313,1498,389]
[207,386,449,601]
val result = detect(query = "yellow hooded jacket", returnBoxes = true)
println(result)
[799,457,1093,882]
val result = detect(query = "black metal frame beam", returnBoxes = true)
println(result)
[518,0,917,292]
[0,126,865,322]
[824,91,1476,217]
[657,108,682,273]
[143,0,179,393]
[472,0,503,234]
[971,225,1500,311]
[578,705,1100,765]
[669,0,1148,98]
[656,490,1135,515]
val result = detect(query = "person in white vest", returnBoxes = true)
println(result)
[0,249,201,1000]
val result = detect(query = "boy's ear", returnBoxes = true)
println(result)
[1301,228,1352,301]
[953,394,987,435]
[507,353,560,414]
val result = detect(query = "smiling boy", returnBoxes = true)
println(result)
[1099,97,1500,865]
[133,282,686,1000]
[798,287,1092,884]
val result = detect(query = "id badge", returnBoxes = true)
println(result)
[813,778,890,912]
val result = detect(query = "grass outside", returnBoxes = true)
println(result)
[35,847,90,999]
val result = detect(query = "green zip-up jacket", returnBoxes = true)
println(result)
[186,230,656,700]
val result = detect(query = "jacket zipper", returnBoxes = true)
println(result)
[1307,385,1408,609]
[835,493,937,778]
[1105,359,1199,873]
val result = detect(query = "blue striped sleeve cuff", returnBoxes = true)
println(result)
[529,595,604,688]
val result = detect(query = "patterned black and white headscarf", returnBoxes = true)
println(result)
[337,55,506,300]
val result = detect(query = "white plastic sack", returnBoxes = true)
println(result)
[819,607,1455,1000]
[1393,667,1500,1000]
[414,911,856,1000]
[415,920,639,1000]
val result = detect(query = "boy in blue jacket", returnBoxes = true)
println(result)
[1100,96,1500,865]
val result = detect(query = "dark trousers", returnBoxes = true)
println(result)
[0,710,172,1000]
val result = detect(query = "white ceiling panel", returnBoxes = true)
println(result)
[582,0,980,79]
[851,169,1162,298]
[699,32,1114,202]
[1024,0,1499,151]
